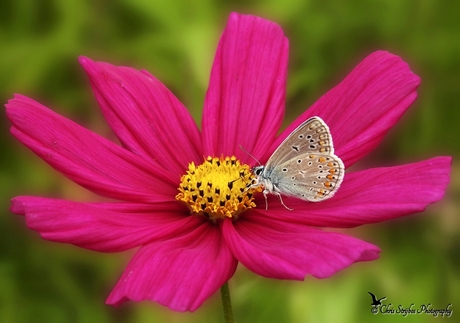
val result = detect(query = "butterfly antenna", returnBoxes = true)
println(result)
[239,145,261,166]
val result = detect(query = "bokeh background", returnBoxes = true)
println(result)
[1,1,459,322]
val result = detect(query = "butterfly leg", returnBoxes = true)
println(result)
[264,189,293,211]
[263,190,269,210]
[274,192,293,211]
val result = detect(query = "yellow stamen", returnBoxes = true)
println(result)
[176,156,260,220]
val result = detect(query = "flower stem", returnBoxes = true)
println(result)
[220,282,235,323]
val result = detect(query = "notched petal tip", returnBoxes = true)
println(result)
[371,50,421,79]
[5,94,21,108]
[5,94,34,113]
[10,197,25,215]
[357,246,381,262]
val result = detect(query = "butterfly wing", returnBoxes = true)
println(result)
[271,153,344,201]
[265,117,336,168]
[263,116,344,202]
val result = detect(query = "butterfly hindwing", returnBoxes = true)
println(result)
[271,153,345,201]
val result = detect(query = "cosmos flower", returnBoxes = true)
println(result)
[6,13,451,312]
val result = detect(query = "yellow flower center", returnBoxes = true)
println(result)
[176,156,260,220]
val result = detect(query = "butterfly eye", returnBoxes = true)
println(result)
[255,168,263,175]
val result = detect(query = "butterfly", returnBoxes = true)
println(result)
[249,116,345,210]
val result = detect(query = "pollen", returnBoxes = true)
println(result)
[176,156,260,220]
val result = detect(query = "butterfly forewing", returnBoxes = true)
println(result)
[266,117,335,167]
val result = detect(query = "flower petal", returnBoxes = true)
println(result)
[11,196,198,252]
[269,51,421,166]
[261,157,452,228]
[202,12,288,163]
[107,222,237,312]
[222,215,379,280]
[79,57,202,174]
[6,94,176,203]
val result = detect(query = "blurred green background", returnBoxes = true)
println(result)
[1,0,459,322]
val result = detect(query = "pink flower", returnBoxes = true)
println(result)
[6,12,451,312]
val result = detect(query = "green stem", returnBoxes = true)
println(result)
[220,282,235,323]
